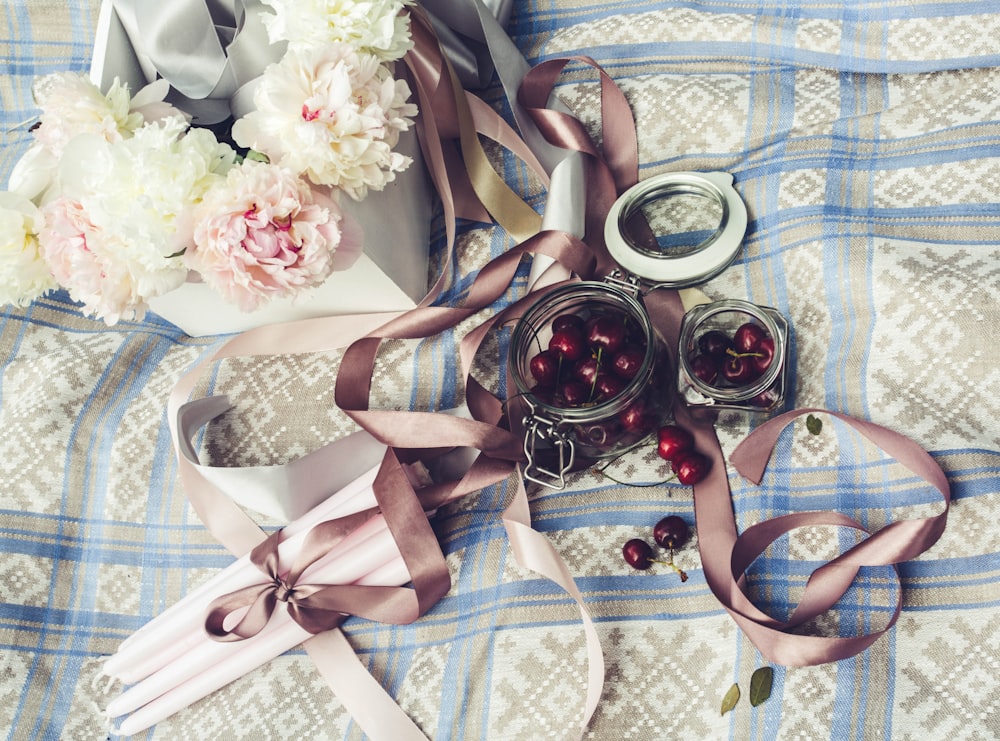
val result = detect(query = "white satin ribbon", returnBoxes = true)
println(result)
[110,0,516,123]
[176,396,389,522]
[112,0,281,123]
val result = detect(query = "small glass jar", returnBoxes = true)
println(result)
[677,299,790,416]
[509,280,673,489]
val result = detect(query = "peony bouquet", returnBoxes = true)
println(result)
[0,0,418,324]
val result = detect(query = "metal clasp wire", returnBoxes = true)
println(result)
[522,416,576,490]
[603,269,642,299]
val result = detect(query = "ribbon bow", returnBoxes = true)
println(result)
[205,451,451,641]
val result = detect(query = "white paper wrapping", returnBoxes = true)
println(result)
[89,0,433,337]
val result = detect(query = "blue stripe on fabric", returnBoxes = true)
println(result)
[4,9,103,737]
[435,481,508,737]
[0,529,231,568]
[511,0,1000,41]
[532,39,1000,75]
[343,582,723,644]
[28,337,126,739]
[900,552,1000,579]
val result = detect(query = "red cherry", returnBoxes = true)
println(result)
[529,349,561,387]
[551,313,585,334]
[557,380,590,406]
[689,354,718,385]
[656,425,694,461]
[698,330,732,358]
[573,357,601,386]
[734,322,767,353]
[721,354,756,385]
[594,373,626,400]
[549,329,586,362]
[653,515,690,550]
[622,538,655,570]
[611,344,645,380]
[585,314,627,354]
[751,336,775,375]
[619,400,652,433]
[672,451,711,485]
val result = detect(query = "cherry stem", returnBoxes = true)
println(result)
[726,348,763,359]
[666,548,688,582]
[597,465,678,488]
[646,553,688,581]
[588,347,603,402]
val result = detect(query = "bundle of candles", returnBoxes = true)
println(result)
[103,460,434,736]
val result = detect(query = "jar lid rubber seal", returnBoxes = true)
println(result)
[604,171,748,288]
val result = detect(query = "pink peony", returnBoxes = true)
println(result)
[184,160,362,311]
[38,197,147,323]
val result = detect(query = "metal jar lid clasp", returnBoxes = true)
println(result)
[522,413,576,490]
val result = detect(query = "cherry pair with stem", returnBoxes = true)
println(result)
[622,515,690,581]
[596,422,711,490]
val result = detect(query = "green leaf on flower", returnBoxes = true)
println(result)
[721,682,740,715]
[749,666,773,707]
[806,414,823,435]
[246,149,270,163]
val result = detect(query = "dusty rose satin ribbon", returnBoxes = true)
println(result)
[205,450,451,641]
[164,10,596,739]
[164,6,556,555]
[521,62,953,668]
[406,8,547,243]
[644,286,950,665]
[710,408,951,665]
[518,55,638,266]
[205,514,365,641]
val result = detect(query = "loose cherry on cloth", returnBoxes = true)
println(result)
[693,408,951,667]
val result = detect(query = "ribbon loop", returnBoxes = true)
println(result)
[698,408,951,666]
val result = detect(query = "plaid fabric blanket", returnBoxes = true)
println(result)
[2,1,999,739]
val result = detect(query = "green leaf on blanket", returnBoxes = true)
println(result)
[749,666,773,707]
[806,414,823,435]
[721,682,740,715]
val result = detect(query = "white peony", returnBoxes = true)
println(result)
[232,44,417,200]
[31,71,143,157]
[38,118,239,323]
[260,0,414,61]
[0,192,56,306]
[11,74,187,202]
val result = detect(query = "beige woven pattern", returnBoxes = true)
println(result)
[2,1,999,740]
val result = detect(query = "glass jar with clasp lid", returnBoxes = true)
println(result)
[677,298,790,417]
[509,171,762,489]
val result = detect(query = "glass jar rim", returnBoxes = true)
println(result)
[604,172,748,288]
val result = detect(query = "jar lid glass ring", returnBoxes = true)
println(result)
[603,171,748,287]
